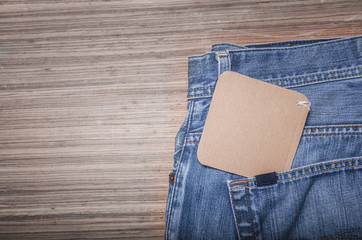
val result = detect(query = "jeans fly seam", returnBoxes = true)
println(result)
[228,185,242,240]
[165,100,195,239]
[245,187,256,240]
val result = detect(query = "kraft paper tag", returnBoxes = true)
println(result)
[197,71,310,177]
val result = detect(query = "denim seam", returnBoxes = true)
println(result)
[217,52,230,76]
[164,100,195,239]
[205,36,361,56]
[221,54,224,76]
[326,237,362,239]
[219,55,222,77]
[228,37,361,52]
[184,130,362,144]
[303,133,362,137]
[277,158,361,176]
[229,180,248,186]
[185,126,362,137]
[245,187,256,240]
[186,100,195,134]
[304,125,362,129]
[242,39,333,48]
[231,164,361,191]
[175,100,195,170]
[187,73,362,98]
[187,86,215,92]
[233,185,257,190]
[230,158,361,190]
[322,236,362,239]
[228,187,242,240]
[187,72,362,98]
[184,133,202,136]
[190,36,361,61]
[217,53,221,77]
[236,37,341,49]
[187,93,214,98]
[278,165,361,183]
[282,72,362,88]
[266,66,362,83]
[321,229,362,240]
[228,181,256,240]
[186,67,362,96]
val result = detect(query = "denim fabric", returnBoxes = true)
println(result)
[165,36,362,240]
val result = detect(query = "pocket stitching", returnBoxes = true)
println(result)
[277,158,361,176]
[230,158,361,190]
[320,228,362,240]
[278,164,361,183]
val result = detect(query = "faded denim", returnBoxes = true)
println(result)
[165,36,362,240]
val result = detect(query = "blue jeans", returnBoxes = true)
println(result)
[164,36,362,240]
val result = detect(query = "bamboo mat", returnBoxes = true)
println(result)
[0,0,361,239]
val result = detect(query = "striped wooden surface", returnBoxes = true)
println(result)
[0,0,361,239]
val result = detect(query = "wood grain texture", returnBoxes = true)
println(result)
[0,0,361,239]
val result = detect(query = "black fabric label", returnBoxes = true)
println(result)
[255,172,277,186]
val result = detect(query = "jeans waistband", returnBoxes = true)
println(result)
[187,35,362,99]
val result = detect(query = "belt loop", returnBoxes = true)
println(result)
[217,51,230,77]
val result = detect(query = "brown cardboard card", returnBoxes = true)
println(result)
[197,71,310,177]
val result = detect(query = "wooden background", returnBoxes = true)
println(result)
[0,0,361,239]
